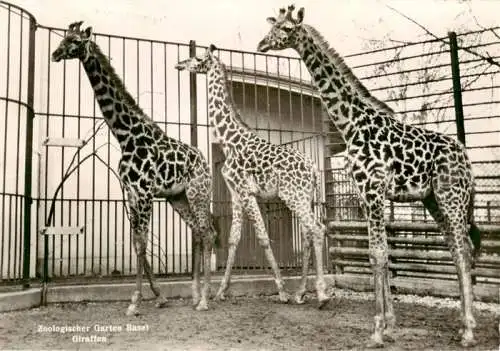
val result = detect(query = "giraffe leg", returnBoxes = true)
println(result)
[192,233,202,308]
[126,232,144,316]
[363,191,392,348]
[424,193,477,347]
[199,233,214,311]
[294,232,311,304]
[143,256,168,309]
[311,221,330,309]
[124,188,166,315]
[215,195,242,301]
[241,194,289,303]
[187,181,215,312]
[281,191,329,306]
[170,195,209,310]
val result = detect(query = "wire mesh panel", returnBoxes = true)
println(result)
[33,25,197,279]
[0,2,35,284]
[198,46,327,273]
[324,30,500,282]
[27,25,328,280]
[325,29,500,225]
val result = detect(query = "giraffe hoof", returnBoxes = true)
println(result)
[155,299,168,309]
[195,303,209,311]
[383,332,395,344]
[317,296,331,310]
[278,292,290,304]
[460,331,477,348]
[214,292,226,301]
[365,333,384,349]
[294,294,306,305]
[126,304,140,316]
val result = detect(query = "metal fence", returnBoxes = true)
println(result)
[1,2,499,287]
[0,2,326,284]
[325,28,500,225]
[325,29,500,284]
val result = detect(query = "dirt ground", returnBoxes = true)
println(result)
[0,291,498,351]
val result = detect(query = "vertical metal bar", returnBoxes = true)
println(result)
[150,41,155,271]
[253,54,258,132]
[163,43,168,274]
[114,200,118,273]
[68,200,72,276]
[1,5,12,282]
[99,200,103,275]
[265,57,270,142]
[106,37,111,276]
[91,33,97,276]
[189,40,198,276]
[164,43,168,128]
[157,201,161,273]
[122,38,127,276]
[448,31,466,146]
[288,58,293,142]
[189,40,198,147]
[241,54,246,118]
[84,200,87,274]
[76,38,82,277]
[60,42,67,277]
[14,12,24,280]
[277,57,282,144]
[22,14,36,287]
[8,196,12,278]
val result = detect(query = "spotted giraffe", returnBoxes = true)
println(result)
[257,5,481,348]
[175,44,330,307]
[52,21,218,314]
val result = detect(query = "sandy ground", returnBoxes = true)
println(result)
[0,290,498,351]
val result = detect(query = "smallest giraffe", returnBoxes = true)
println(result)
[176,45,330,308]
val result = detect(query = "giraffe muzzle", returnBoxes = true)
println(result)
[174,62,187,71]
[257,40,270,53]
[51,50,63,62]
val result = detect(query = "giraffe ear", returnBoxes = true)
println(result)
[82,26,93,40]
[266,17,277,25]
[297,7,304,24]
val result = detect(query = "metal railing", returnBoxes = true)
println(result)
[1,1,499,287]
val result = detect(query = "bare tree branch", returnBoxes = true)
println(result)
[386,4,500,69]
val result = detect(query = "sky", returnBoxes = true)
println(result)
[8,0,500,56]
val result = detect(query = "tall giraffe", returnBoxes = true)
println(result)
[52,21,218,314]
[175,45,330,307]
[257,5,481,348]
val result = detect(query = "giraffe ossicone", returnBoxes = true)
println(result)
[176,44,331,308]
[52,21,218,314]
[257,5,480,348]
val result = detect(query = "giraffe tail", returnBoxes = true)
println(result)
[312,167,325,222]
[467,192,481,264]
[210,213,221,249]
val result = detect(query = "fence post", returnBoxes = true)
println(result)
[448,31,466,146]
[189,40,198,276]
[189,40,198,147]
[22,16,37,288]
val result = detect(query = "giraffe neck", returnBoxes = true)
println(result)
[81,42,150,149]
[294,25,395,144]
[207,60,252,147]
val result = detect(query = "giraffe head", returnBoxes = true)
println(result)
[51,21,94,62]
[257,4,304,53]
[175,44,219,74]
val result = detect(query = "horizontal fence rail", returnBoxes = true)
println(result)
[328,221,500,284]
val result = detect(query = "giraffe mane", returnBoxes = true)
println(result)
[302,24,395,115]
[90,42,151,120]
